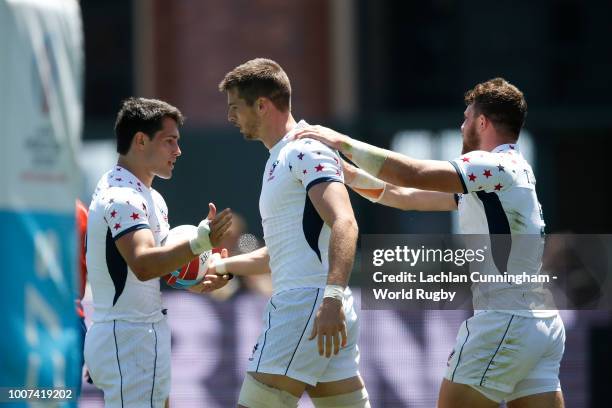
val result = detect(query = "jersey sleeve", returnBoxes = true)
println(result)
[287,139,344,191]
[450,151,515,194]
[103,188,150,240]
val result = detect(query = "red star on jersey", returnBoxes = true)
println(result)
[494,183,503,191]
[468,173,477,182]
[315,164,324,172]
[114,223,121,230]
[110,210,117,218]
[483,169,492,178]
[461,157,470,162]
[130,212,140,220]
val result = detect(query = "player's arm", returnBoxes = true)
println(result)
[307,181,358,357]
[294,125,464,193]
[309,181,358,287]
[208,246,271,277]
[115,228,196,281]
[115,203,232,281]
[342,158,457,211]
[381,185,458,211]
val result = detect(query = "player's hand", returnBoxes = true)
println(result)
[293,125,350,151]
[188,249,232,294]
[208,203,232,247]
[206,248,231,277]
[308,298,348,358]
[190,203,232,254]
[187,272,230,294]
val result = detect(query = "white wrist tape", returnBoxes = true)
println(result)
[348,167,386,203]
[342,138,388,177]
[323,285,345,302]
[214,258,227,275]
[189,219,212,255]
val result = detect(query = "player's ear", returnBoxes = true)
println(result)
[134,132,147,150]
[256,97,266,114]
[478,114,487,130]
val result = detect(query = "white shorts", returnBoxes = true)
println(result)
[84,317,171,407]
[445,311,565,403]
[247,287,360,386]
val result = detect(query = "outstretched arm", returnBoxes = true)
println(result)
[381,185,458,211]
[207,246,271,277]
[294,126,464,193]
[342,159,457,211]
[115,203,232,281]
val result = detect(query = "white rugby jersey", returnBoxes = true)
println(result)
[86,165,169,323]
[259,121,344,294]
[450,144,556,318]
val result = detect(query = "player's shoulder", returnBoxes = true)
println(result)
[105,184,140,200]
[285,137,336,157]
[150,188,163,200]
[455,150,518,171]
[455,149,496,162]
[150,188,167,208]
[91,185,146,217]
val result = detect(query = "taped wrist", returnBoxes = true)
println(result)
[189,220,212,255]
[348,167,386,202]
[342,138,388,177]
[323,284,345,303]
[213,258,227,275]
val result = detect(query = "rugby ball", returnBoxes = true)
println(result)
[161,225,212,289]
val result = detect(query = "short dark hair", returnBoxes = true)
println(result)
[218,58,291,112]
[114,97,184,155]
[464,78,527,137]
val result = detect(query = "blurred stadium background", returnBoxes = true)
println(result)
[2,0,611,407]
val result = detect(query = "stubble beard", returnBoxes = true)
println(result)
[242,119,261,142]
[461,125,480,155]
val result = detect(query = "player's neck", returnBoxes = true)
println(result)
[481,132,517,152]
[261,114,297,150]
[117,156,154,188]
